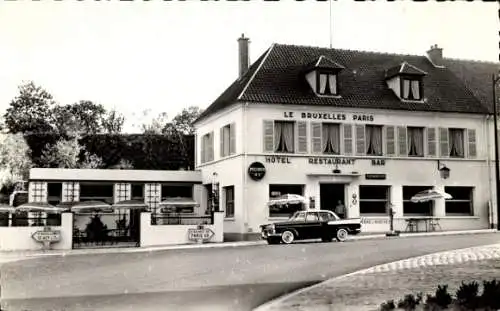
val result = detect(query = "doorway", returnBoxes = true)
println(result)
[320,183,346,214]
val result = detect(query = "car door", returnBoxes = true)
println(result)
[302,211,322,239]
[319,211,337,236]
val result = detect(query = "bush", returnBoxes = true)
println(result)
[397,293,423,311]
[380,299,396,311]
[480,279,500,309]
[455,281,479,310]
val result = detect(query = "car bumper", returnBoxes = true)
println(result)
[261,231,281,239]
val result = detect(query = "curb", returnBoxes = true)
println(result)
[0,229,496,263]
[252,240,500,311]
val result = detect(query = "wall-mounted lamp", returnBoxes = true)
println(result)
[437,160,450,179]
[333,165,341,174]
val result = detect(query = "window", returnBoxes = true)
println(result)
[269,184,304,217]
[145,183,161,216]
[317,72,338,96]
[274,121,295,153]
[449,128,465,158]
[224,186,234,218]
[407,127,424,157]
[131,184,144,200]
[220,123,236,157]
[319,211,338,222]
[322,123,340,154]
[445,187,473,216]
[115,183,130,203]
[365,125,383,155]
[306,212,319,222]
[47,183,62,205]
[31,182,45,203]
[359,185,390,215]
[161,184,193,199]
[201,132,214,163]
[402,78,422,100]
[403,186,433,216]
[80,183,114,204]
[62,182,78,203]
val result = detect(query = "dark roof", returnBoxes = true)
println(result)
[196,43,500,123]
[304,55,345,73]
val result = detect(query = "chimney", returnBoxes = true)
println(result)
[426,44,444,67]
[238,33,250,77]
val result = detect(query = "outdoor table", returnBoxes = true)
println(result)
[404,217,441,232]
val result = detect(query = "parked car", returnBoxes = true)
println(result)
[260,210,362,244]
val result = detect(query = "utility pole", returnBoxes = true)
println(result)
[492,74,500,230]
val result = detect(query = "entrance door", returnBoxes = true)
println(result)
[320,183,346,214]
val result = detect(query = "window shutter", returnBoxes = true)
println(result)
[263,120,274,152]
[311,122,322,153]
[208,132,214,161]
[230,123,236,155]
[355,125,365,155]
[439,127,449,157]
[201,135,206,164]
[194,133,198,166]
[297,121,308,153]
[385,126,395,156]
[427,128,437,157]
[467,128,476,158]
[397,126,407,156]
[343,124,353,155]
[220,127,225,158]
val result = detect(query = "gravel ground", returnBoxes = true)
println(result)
[263,258,500,311]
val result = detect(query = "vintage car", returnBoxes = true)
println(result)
[260,210,362,244]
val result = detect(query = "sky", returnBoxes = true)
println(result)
[0,1,497,133]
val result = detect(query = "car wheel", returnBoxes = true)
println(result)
[281,230,295,244]
[336,228,348,242]
[267,238,280,245]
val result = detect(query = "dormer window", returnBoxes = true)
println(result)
[304,55,344,97]
[385,62,427,102]
[317,72,338,96]
[402,78,422,100]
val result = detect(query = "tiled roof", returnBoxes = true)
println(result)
[304,55,345,72]
[197,43,499,123]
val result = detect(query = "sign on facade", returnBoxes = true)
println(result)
[32,226,61,250]
[188,227,215,242]
[248,162,266,181]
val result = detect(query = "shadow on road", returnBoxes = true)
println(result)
[2,281,319,311]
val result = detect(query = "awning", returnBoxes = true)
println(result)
[70,200,113,213]
[16,202,69,213]
[159,197,199,207]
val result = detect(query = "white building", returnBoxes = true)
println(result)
[194,35,499,240]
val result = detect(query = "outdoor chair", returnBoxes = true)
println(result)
[428,218,442,232]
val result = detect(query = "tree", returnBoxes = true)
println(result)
[142,111,169,134]
[53,101,107,136]
[164,106,204,135]
[0,133,33,180]
[102,108,125,134]
[3,81,56,134]
[39,136,103,169]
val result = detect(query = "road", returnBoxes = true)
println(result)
[2,233,500,311]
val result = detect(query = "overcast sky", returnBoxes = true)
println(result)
[0,1,497,132]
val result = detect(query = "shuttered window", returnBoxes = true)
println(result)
[448,128,465,158]
[311,122,322,153]
[263,120,274,152]
[343,124,353,155]
[297,121,308,153]
[201,132,214,163]
[439,127,449,157]
[426,128,437,157]
[220,123,236,158]
[355,125,365,155]
[385,126,395,156]
[467,129,476,158]
[397,126,407,156]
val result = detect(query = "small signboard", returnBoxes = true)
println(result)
[365,173,387,180]
[32,227,61,250]
[188,227,215,242]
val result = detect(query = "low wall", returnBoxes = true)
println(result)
[360,216,489,233]
[0,213,73,251]
[140,212,224,247]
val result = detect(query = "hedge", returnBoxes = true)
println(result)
[24,133,195,170]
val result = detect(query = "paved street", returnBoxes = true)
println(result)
[2,233,500,311]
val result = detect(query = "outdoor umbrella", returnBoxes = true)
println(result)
[70,200,113,213]
[267,194,307,206]
[16,202,69,213]
[0,204,15,213]
[159,197,199,213]
[410,189,452,203]
[112,200,148,210]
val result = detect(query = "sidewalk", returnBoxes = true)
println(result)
[254,242,500,311]
[0,229,496,266]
